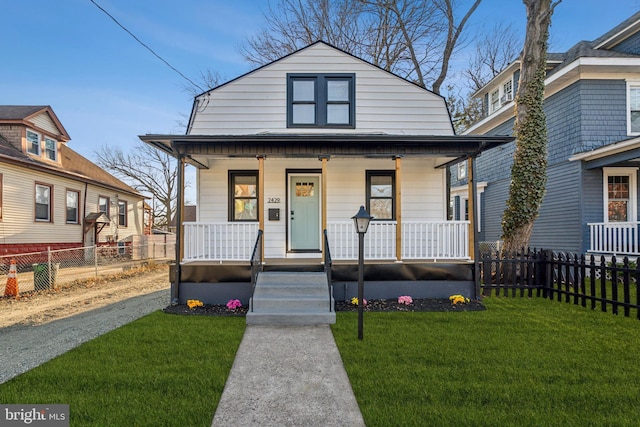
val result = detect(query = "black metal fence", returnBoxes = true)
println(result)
[480,249,640,320]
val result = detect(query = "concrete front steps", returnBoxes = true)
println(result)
[246,271,336,326]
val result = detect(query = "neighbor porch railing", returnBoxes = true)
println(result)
[588,222,640,256]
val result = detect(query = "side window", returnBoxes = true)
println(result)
[35,183,52,222]
[366,171,395,220]
[99,196,110,215]
[628,83,640,135]
[66,190,80,224]
[118,201,127,226]
[229,171,259,221]
[0,173,3,220]
[27,130,40,155]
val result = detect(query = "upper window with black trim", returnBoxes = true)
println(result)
[229,171,259,221]
[366,171,395,220]
[287,73,355,128]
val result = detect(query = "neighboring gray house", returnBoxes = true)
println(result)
[451,11,640,257]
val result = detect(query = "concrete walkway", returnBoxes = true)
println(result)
[211,325,366,427]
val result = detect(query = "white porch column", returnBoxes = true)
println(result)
[257,155,265,262]
[467,156,476,260]
[320,155,329,263]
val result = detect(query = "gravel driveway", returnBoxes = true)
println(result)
[0,273,170,384]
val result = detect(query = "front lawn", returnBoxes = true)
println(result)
[332,297,640,427]
[0,312,245,426]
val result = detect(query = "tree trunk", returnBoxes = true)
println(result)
[501,0,560,254]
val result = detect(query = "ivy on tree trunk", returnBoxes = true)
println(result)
[501,0,561,254]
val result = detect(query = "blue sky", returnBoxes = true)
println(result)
[2,0,640,167]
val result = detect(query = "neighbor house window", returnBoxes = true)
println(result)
[44,137,57,161]
[0,174,3,220]
[502,79,513,103]
[490,89,500,113]
[118,201,127,226]
[457,160,467,180]
[229,171,258,221]
[628,83,640,134]
[99,196,110,215]
[604,168,637,222]
[26,130,40,155]
[287,74,355,128]
[66,190,79,224]
[35,183,52,222]
[366,171,395,220]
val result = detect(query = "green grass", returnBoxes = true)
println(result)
[0,312,245,427]
[3,299,640,426]
[332,297,640,427]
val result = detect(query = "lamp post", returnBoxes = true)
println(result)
[352,205,373,340]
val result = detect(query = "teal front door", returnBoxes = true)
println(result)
[289,175,321,251]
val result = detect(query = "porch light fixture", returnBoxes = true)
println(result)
[352,205,373,340]
[352,205,373,234]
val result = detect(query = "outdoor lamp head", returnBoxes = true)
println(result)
[352,205,373,234]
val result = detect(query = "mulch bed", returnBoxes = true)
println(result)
[163,298,485,316]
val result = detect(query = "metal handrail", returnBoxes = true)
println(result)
[249,229,263,312]
[324,229,334,312]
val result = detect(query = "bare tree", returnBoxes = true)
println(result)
[463,22,522,92]
[501,0,561,253]
[239,0,481,94]
[95,143,179,230]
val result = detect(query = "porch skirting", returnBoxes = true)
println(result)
[170,262,475,304]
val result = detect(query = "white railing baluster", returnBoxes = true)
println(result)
[588,222,640,256]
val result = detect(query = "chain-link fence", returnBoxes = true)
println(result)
[1,242,175,295]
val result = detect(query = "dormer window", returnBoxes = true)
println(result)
[26,130,40,155]
[490,89,500,113]
[45,137,57,161]
[287,73,355,128]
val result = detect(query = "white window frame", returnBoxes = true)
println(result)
[627,81,640,136]
[603,167,638,223]
[26,129,40,155]
[490,89,500,113]
[44,137,57,161]
[457,160,467,180]
[66,189,80,224]
[35,183,52,222]
[118,200,127,227]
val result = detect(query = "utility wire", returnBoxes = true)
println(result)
[89,0,205,92]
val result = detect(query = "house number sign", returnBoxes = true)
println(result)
[267,197,281,204]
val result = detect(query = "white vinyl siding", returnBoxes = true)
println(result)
[30,112,59,135]
[0,162,145,245]
[189,43,453,136]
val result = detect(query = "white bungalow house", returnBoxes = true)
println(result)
[141,42,511,309]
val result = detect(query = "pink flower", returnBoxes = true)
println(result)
[398,295,413,305]
[226,299,242,310]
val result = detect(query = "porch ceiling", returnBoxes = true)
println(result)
[139,133,513,168]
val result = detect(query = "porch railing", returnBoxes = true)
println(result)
[327,220,469,260]
[588,222,640,256]
[183,220,469,262]
[183,222,259,262]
